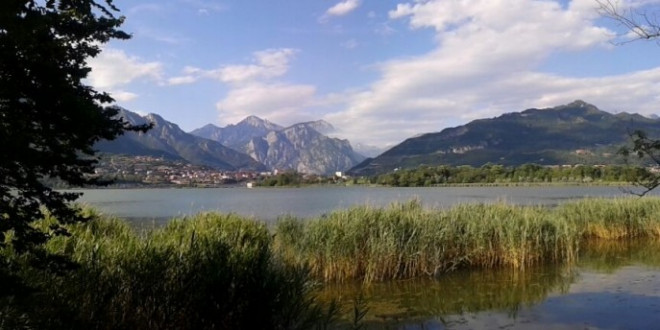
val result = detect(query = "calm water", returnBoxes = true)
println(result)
[75,185,660,329]
[323,240,660,329]
[75,185,652,223]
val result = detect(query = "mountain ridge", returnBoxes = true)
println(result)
[191,116,365,175]
[95,108,267,171]
[350,100,660,175]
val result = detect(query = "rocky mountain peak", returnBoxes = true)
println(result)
[555,100,602,115]
[115,107,147,126]
[191,115,365,175]
[96,108,267,171]
[237,115,283,131]
[294,119,335,134]
[197,123,221,130]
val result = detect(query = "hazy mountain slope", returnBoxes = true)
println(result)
[242,123,365,175]
[190,116,283,149]
[95,108,266,171]
[192,116,365,175]
[350,100,660,175]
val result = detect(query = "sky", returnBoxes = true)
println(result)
[88,0,660,148]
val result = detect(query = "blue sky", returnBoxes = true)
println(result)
[89,0,660,148]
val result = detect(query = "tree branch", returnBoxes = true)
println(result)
[597,0,660,44]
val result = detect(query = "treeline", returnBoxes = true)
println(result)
[257,171,305,186]
[371,164,653,187]
[256,171,347,187]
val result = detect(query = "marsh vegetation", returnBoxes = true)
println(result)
[275,197,660,282]
[2,197,660,328]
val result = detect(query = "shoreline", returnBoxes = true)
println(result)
[61,181,636,190]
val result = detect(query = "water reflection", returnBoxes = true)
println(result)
[321,240,660,329]
[579,239,660,272]
[321,266,577,328]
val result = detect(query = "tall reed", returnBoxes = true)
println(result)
[556,197,660,239]
[274,200,580,283]
[2,210,334,330]
[275,198,660,283]
[6,197,660,327]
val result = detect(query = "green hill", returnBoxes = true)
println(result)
[350,101,660,175]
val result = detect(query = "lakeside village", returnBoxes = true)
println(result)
[91,154,660,188]
[92,155,348,187]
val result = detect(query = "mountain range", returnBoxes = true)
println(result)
[96,101,660,177]
[190,117,365,175]
[350,100,660,175]
[96,109,365,175]
[95,109,267,171]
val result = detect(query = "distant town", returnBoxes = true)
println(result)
[85,154,660,190]
[91,155,348,187]
[93,155,265,186]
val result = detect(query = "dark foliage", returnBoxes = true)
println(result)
[0,0,149,254]
[620,130,660,196]
[259,171,305,187]
[2,214,336,329]
[372,163,652,187]
[597,0,660,195]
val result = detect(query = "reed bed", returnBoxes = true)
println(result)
[5,197,660,327]
[3,210,334,330]
[555,197,660,239]
[274,197,660,283]
[275,200,581,282]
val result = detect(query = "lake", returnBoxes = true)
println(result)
[75,185,653,223]
[75,185,660,329]
[322,240,660,329]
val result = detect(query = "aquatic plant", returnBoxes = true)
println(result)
[2,210,335,330]
[556,197,660,239]
[275,200,580,282]
[274,198,660,283]
[5,197,660,328]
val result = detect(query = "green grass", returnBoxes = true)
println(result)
[275,200,580,282]
[2,210,335,330]
[275,197,660,283]
[556,197,660,239]
[4,197,660,328]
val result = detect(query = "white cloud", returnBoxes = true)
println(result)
[216,83,318,125]
[320,0,361,22]
[169,48,322,125]
[88,48,163,90]
[167,76,198,85]
[110,90,139,102]
[87,48,162,103]
[326,0,361,16]
[323,0,660,147]
[169,49,298,85]
[212,49,295,83]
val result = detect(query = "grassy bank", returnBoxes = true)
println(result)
[3,197,660,328]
